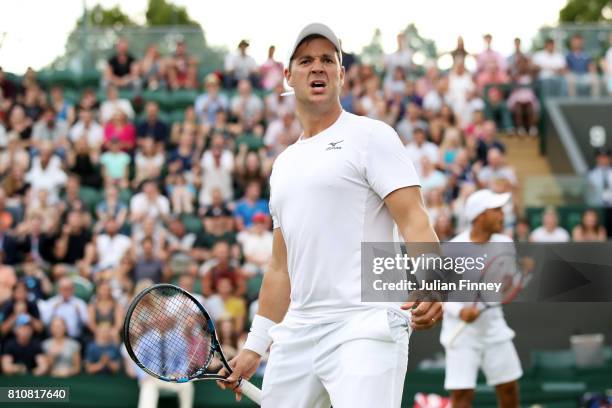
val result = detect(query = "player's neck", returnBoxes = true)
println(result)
[469,228,492,243]
[296,103,343,139]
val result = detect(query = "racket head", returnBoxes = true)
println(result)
[478,251,523,306]
[123,283,224,382]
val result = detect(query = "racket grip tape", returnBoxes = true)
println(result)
[448,321,468,347]
[239,379,262,405]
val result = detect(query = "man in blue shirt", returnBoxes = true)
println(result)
[566,34,601,97]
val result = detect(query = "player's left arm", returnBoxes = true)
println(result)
[384,186,443,330]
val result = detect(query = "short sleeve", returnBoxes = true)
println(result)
[365,122,420,199]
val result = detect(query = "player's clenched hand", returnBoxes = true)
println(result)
[459,306,480,323]
[216,349,261,402]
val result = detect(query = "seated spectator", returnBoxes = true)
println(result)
[6,105,33,147]
[475,120,506,165]
[69,108,104,151]
[87,281,124,342]
[572,209,606,242]
[439,127,463,171]
[208,315,240,372]
[50,85,75,125]
[230,79,264,130]
[420,156,447,195]
[166,40,198,90]
[396,102,428,144]
[565,33,600,97]
[67,137,102,189]
[140,43,167,91]
[1,315,47,375]
[94,186,128,234]
[165,217,197,268]
[506,38,530,78]
[51,210,90,273]
[237,212,273,277]
[24,189,60,235]
[603,33,612,95]
[132,217,168,260]
[201,241,245,297]
[234,148,270,199]
[234,181,269,231]
[100,137,131,189]
[132,236,166,284]
[84,323,121,375]
[195,74,229,127]
[0,213,20,266]
[130,180,171,226]
[15,215,56,266]
[103,38,140,91]
[177,271,224,320]
[477,60,513,132]
[199,134,234,206]
[383,33,412,84]
[587,147,612,207]
[433,211,455,242]
[41,278,88,339]
[529,207,570,242]
[532,38,568,97]
[260,45,284,90]
[0,280,44,336]
[264,81,296,122]
[31,106,69,151]
[514,216,531,243]
[103,110,136,151]
[171,105,200,145]
[477,147,517,190]
[507,55,539,136]
[22,85,44,123]
[263,109,301,158]
[77,88,100,112]
[136,101,169,149]
[166,167,196,215]
[0,133,30,175]
[90,218,132,272]
[216,277,247,334]
[405,127,439,175]
[224,39,259,88]
[423,76,451,119]
[99,86,135,125]
[168,130,196,171]
[133,137,164,188]
[0,66,19,105]
[200,187,234,233]
[42,317,81,377]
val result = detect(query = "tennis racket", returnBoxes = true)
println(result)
[123,283,262,405]
[448,252,526,347]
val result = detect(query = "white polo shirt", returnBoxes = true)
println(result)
[269,110,420,325]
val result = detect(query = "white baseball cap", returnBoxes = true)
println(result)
[287,22,342,67]
[465,189,511,223]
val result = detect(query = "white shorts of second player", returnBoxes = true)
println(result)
[261,308,411,408]
[444,340,523,390]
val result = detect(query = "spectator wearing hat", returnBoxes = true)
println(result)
[195,74,229,127]
[1,314,48,375]
[224,39,259,89]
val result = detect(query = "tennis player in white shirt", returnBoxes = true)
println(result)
[440,189,522,408]
[217,23,443,407]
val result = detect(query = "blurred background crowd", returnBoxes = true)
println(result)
[1,24,612,381]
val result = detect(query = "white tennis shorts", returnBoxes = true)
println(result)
[261,308,411,408]
[444,340,523,390]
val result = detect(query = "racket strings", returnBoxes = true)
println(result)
[128,287,214,379]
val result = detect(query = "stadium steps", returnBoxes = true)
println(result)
[500,134,559,211]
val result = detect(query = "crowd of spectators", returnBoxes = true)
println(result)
[0,31,610,382]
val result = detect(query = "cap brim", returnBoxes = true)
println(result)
[486,192,511,210]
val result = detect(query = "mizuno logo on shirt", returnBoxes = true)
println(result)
[326,140,343,151]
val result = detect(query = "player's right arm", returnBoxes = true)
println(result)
[217,228,290,399]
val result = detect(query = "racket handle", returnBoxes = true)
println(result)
[239,379,262,405]
[448,322,468,347]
